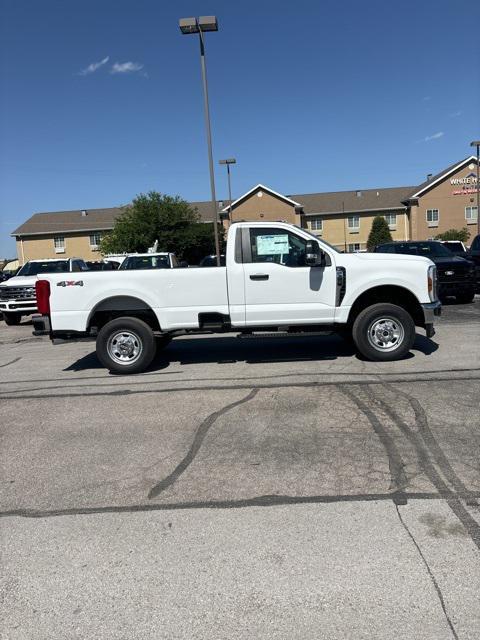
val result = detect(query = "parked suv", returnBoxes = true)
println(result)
[374,241,475,303]
[0,258,88,325]
[467,234,480,292]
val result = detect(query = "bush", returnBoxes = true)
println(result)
[367,216,393,251]
[100,191,224,262]
[434,228,470,242]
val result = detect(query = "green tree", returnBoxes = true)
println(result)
[434,227,470,242]
[100,191,224,263]
[367,215,393,251]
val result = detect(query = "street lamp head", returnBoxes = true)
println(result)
[179,17,199,34]
[198,16,218,32]
[219,158,236,165]
[470,140,480,147]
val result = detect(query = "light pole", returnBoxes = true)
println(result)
[219,158,236,221]
[470,140,480,236]
[179,16,221,265]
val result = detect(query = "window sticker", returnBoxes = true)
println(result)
[256,234,289,255]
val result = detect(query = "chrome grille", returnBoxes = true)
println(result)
[0,286,36,301]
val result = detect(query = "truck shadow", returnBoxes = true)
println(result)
[64,333,438,372]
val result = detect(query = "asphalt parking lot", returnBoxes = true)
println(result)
[1,300,479,639]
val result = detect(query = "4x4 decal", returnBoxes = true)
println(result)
[56,280,84,287]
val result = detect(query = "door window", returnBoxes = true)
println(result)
[249,228,307,267]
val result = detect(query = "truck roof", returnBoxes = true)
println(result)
[25,257,82,262]
[124,252,171,257]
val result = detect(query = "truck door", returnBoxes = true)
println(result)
[242,226,337,326]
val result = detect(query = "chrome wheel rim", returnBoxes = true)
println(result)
[367,316,404,352]
[107,330,143,365]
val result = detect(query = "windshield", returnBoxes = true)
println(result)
[394,242,453,257]
[295,226,340,253]
[120,255,170,270]
[17,260,70,276]
[443,242,464,252]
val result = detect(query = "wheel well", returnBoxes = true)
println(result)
[348,286,424,327]
[87,296,160,332]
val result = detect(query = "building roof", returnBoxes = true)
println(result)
[12,207,125,237]
[12,201,220,237]
[405,155,478,200]
[220,184,302,213]
[12,156,477,236]
[289,185,414,215]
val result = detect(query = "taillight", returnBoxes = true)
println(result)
[36,280,51,315]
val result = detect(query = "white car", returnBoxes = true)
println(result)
[32,221,441,372]
[119,252,179,270]
[0,258,88,325]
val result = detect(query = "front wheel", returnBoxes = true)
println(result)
[4,313,22,326]
[96,317,156,374]
[352,303,415,361]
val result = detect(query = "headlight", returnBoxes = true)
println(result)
[428,265,437,301]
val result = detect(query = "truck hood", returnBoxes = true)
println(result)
[339,253,432,266]
[0,275,37,287]
[429,256,472,267]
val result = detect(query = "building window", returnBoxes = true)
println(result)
[384,213,397,229]
[426,209,439,227]
[54,236,65,253]
[90,232,101,249]
[465,206,478,224]
[348,243,361,253]
[347,215,360,231]
[310,217,323,232]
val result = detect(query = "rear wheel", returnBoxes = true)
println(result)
[4,313,22,326]
[96,317,156,374]
[352,303,415,361]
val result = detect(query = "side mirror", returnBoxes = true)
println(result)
[305,240,326,266]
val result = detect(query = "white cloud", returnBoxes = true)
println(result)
[424,131,444,142]
[79,56,109,75]
[449,110,462,118]
[111,61,144,74]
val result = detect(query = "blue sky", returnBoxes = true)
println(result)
[1,0,479,257]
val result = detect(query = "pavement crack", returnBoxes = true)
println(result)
[395,504,459,640]
[4,490,480,519]
[392,386,478,508]
[0,357,21,368]
[148,389,259,499]
[367,386,480,552]
[341,387,408,504]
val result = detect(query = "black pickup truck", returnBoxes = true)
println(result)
[374,240,476,303]
[467,234,480,292]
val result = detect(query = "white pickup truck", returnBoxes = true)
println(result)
[0,257,89,325]
[32,221,441,373]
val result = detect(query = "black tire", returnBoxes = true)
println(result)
[455,291,475,304]
[352,303,415,361]
[96,317,156,374]
[4,313,22,326]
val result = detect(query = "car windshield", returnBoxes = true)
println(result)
[443,242,464,252]
[120,255,170,270]
[17,260,70,275]
[392,242,453,257]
